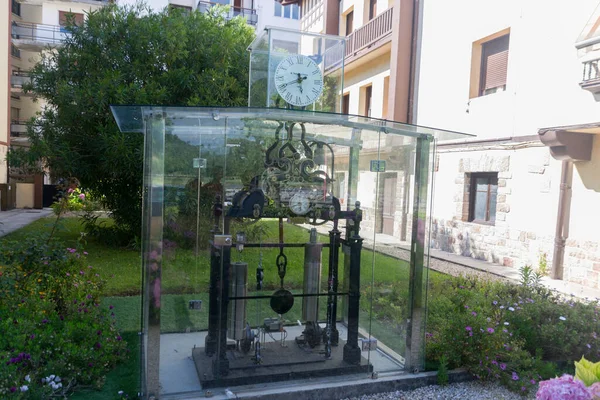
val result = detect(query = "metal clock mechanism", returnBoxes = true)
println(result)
[192,120,370,387]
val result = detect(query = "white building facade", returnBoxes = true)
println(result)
[416,0,600,289]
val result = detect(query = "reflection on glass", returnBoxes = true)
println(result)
[109,106,468,398]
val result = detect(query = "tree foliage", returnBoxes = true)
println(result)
[13,3,254,235]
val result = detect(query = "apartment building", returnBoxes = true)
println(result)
[120,0,299,32]
[2,0,109,211]
[416,0,600,289]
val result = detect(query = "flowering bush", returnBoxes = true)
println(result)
[0,237,127,398]
[426,275,600,394]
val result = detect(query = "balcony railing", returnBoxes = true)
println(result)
[197,1,257,25]
[581,58,600,93]
[12,22,69,46]
[11,71,31,89]
[345,7,393,58]
[10,120,29,137]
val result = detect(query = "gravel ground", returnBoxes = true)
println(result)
[340,381,536,400]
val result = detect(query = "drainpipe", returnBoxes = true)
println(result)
[551,160,573,280]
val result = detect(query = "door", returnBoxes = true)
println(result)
[382,175,396,235]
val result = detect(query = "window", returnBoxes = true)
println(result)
[11,44,21,59]
[468,173,498,223]
[12,0,21,17]
[345,11,353,36]
[479,34,509,96]
[59,11,84,32]
[368,0,377,20]
[275,3,299,19]
[11,107,20,122]
[342,93,350,114]
[364,85,372,117]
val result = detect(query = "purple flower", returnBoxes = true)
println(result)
[471,311,477,316]
[95,342,102,349]
[512,371,519,381]
[109,305,114,310]
[530,379,536,385]
[487,328,494,334]
[465,326,472,331]
[87,294,93,299]
[83,251,88,255]
[79,270,84,275]
[500,363,506,370]
[42,319,48,324]
[536,375,591,400]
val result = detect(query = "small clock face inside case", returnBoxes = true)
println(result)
[289,192,311,215]
[274,54,324,107]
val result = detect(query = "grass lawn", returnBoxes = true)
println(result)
[2,216,448,394]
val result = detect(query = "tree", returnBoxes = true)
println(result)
[12,3,255,236]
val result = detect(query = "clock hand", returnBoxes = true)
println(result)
[279,76,307,88]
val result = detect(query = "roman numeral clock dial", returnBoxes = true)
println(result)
[274,54,324,107]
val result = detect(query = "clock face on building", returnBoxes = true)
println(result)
[274,54,324,107]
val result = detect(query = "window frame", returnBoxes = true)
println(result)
[478,34,509,97]
[468,172,498,225]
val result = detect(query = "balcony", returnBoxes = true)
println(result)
[10,120,28,138]
[345,7,393,60]
[14,0,109,4]
[11,71,32,96]
[12,22,69,51]
[197,1,257,25]
[581,58,600,93]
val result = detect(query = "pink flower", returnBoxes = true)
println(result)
[67,188,74,194]
[79,193,85,200]
[589,382,600,398]
[536,375,592,400]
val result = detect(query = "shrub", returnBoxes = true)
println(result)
[426,275,599,394]
[0,237,127,398]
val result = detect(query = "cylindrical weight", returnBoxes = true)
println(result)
[302,230,322,322]
[228,262,248,341]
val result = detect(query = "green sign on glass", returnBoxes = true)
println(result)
[370,160,386,172]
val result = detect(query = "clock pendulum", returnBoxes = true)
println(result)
[270,217,294,315]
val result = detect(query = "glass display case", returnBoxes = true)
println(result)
[248,27,345,112]
[110,106,468,399]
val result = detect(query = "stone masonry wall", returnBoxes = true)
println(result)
[430,146,600,290]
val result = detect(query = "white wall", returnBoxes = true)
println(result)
[40,1,105,25]
[416,0,600,139]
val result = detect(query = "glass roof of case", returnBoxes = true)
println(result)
[110,106,473,143]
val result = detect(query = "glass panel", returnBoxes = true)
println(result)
[475,177,489,192]
[292,4,299,19]
[489,191,498,222]
[474,190,488,221]
[283,4,291,18]
[274,1,282,17]
[110,106,470,398]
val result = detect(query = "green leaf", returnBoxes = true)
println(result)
[575,356,600,386]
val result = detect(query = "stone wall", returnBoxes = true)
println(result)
[430,143,600,290]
